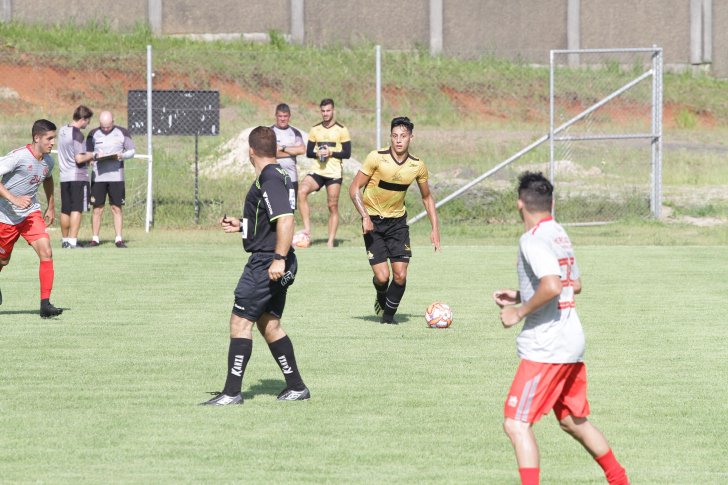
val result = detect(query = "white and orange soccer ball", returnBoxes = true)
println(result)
[292,233,311,248]
[425,302,453,328]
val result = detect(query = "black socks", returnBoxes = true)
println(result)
[268,335,305,391]
[223,338,252,396]
[373,276,388,309]
[383,280,406,319]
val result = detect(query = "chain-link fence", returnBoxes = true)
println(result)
[0,47,663,229]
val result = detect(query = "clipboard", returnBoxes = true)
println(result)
[95,154,119,162]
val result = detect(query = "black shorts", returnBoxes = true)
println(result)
[90,180,125,207]
[306,173,342,192]
[292,180,299,209]
[363,213,412,266]
[232,251,298,321]
[60,181,90,215]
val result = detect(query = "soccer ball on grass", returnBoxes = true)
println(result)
[292,233,311,248]
[425,302,453,328]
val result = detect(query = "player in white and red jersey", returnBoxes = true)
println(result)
[492,172,628,485]
[0,120,63,317]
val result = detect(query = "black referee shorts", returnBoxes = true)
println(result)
[232,251,298,321]
[363,213,412,266]
[90,181,125,207]
[60,181,90,215]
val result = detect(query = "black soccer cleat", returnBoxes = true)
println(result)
[40,301,63,318]
[61,241,70,249]
[85,241,100,248]
[199,392,244,406]
[115,241,127,248]
[374,299,383,317]
[380,315,398,325]
[277,387,311,401]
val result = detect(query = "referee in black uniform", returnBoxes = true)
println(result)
[201,126,309,405]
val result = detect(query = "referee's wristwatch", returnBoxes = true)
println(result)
[274,253,286,260]
[281,146,286,153]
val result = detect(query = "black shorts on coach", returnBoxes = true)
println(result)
[90,180,125,207]
[232,251,298,321]
[60,181,90,215]
[364,213,412,266]
[307,173,342,192]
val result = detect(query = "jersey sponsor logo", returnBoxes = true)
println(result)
[391,173,403,182]
[404,243,410,251]
[507,395,518,407]
[234,303,245,311]
[280,270,295,287]
[289,189,296,210]
[277,355,293,374]
[0,247,5,254]
[262,191,273,215]
[241,218,248,239]
[230,355,245,377]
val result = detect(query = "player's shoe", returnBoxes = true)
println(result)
[374,299,383,317]
[115,241,127,248]
[380,315,398,325]
[0,282,3,306]
[62,241,70,249]
[277,387,311,401]
[40,301,63,318]
[85,241,100,248]
[199,392,244,405]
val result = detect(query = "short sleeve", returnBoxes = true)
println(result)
[85,131,95,153]
[44,155,56,173]
[0,154,19,178]
[359,151,379,177]
[72,128,87,155]
[339,127,351,143]
[260,168,294,220]
[571,258,580,281]
[521,237,561,279]
[293,128,304,146]
[416,162,429,184]
[120,128,136,151]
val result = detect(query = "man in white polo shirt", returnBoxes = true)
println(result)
[85,111,135,248]
[271,103,305,207]
[492,172,629,485]
[57,105,94,249]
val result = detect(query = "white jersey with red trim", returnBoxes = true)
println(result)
[516,217,585,363]
[0,145,55,225]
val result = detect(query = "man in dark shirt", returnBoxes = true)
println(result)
[200,126,309,405]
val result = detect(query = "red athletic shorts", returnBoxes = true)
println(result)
[0,211,49,258]
[504,359,590,423]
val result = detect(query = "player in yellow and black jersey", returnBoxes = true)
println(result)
[349,117,441,325]
[297,98,351,248]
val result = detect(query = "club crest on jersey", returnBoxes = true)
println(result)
[508,396,518,407]
[0,247,5,254]
[367,251,374,259]
[28,165,32,170]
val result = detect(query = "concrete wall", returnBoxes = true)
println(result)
[163,0,288,35]
[11,0,147,31]
[713,0,728,77]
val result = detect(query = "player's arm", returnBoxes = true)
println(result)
[573,278,582,294]
[306,140,318,159]
[269,214,294,280]
[500,275,561,328]
[75,153,94,166]
[277,145,306,158]
[220,215,241,233]
[0,158,31,208]
[349,171,373,234]
[331,141,351,160]
[417,180,441,252]
[42,176,56,225]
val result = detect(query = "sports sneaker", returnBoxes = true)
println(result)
[40,301,63,318]
[199,392,244,406]
[374,299,383,317]
[380,315,398,325]
[277,387,311,401]
[115,241,127,248]
[85,241,100,248]
[62,241,70,249]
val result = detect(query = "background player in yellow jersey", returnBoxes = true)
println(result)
[297,98,351,248]
[349,117,441,325]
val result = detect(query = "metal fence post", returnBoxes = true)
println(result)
[376,45,382,149]
[549,49,556,216]
[145,45,153,232]
[656,47,663,216]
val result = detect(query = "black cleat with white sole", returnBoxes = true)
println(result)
[374,299,383,317]
[379,315,398,325]
[40,300,63,318]
[199,392,244,405]
[277,387,311,401]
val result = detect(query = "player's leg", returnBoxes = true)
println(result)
[379,217,412,324]
[108,182,126,247]
[60,182,71,245]
[366,222,391,318]
[68,181,88,247]
[296,175,320,237]
[0,222,21,305]
[90,204,104,243]
[87,180,107,246]
[110,205,124,247]
[325,181,341,248]
[60,214,70,241]
[503,418,540,484]
[555,364,630,484]
[28,227,62,317]
[257,313,309,400]
[371,262,390,317]
[380,261,407,324]
[69,212,82,243]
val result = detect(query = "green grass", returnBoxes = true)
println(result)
[0,234,726,484]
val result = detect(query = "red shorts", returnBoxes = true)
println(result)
[504,359,590,423]
[0,211,49,258]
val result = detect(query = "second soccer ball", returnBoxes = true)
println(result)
[292,233,311,248]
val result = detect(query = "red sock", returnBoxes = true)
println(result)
[518,467,539,485]
[39,260,54,300]
[595,449,629,485]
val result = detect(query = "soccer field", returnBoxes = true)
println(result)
[1,240,726,484]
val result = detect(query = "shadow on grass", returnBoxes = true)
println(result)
[242,379,285,401]
[1,310,43,315]
[352,313,413,323]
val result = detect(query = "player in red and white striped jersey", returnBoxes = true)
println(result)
[492,172,629,485]
[0,120,63,317]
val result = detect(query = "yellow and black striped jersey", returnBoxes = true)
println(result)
[360,147,429,219]
[308,121,351,178]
